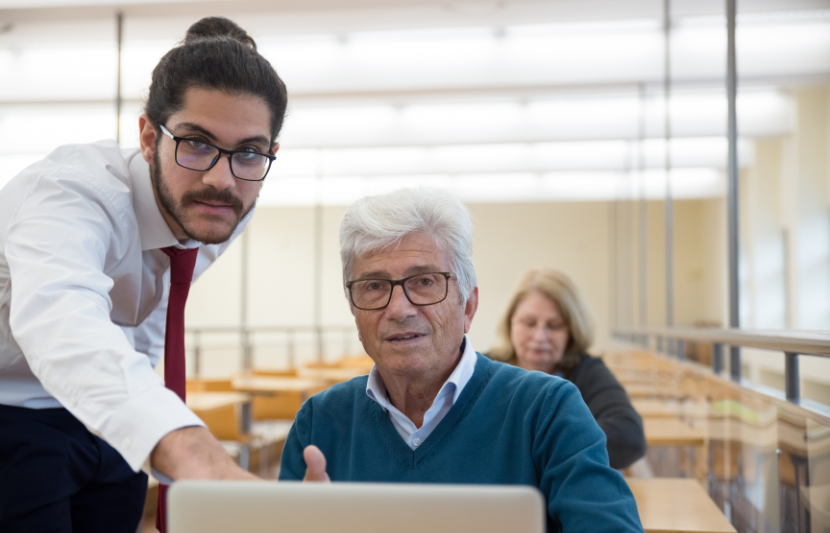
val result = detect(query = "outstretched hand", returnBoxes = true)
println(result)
[303,445,331,482]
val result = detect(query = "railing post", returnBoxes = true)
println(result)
[287,328,295,368]
[712,343,722,374]
[730,346,741,382]
[316,326,324,362]
[785,352,800,401]
[193,330,201,377]
[343,328,350,358]
[677,339,685,361]
[241,328,253,372]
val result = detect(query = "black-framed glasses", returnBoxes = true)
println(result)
[346,272,455,311]
[159,124,276,182]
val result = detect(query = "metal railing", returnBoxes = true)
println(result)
[613,326,830,415]
[184,325,360,376]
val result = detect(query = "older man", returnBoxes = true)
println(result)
[279,188,643,532]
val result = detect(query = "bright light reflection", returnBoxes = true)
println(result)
[274,137,747,178]
[281,91,791,147]
[259,168,723,207]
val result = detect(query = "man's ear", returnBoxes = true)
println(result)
[271,142,280,156]
[463,286,479,334]
[138,114,157,165]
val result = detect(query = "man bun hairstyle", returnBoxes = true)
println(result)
[184,16,257,50]
[145,16,287,143]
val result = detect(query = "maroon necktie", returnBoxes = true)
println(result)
[156,246,199,533]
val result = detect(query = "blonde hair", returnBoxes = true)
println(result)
[491,268,594,373]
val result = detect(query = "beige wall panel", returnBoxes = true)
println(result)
[186,236,242,328]
[646,200,667,327]
[466,201,610,355]
[246,207,316,328]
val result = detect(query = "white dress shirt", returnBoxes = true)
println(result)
[365,335,477,450]
[0,140,251,472]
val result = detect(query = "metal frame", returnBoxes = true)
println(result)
[726,0,741,379]
[613,326,830,413]
[186,325,359,375]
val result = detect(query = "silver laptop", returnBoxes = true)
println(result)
[168,481,545,533]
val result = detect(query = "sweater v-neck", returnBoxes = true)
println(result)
[369,354,494,468]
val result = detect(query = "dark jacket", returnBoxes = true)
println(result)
[566,354,646,469]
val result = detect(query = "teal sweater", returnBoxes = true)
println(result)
[280,354,643,533]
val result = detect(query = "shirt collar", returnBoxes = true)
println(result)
[365,334,478,409]
[127,150,182,251]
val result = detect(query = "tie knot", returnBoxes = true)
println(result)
[162,246,199,284]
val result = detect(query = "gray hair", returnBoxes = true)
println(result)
[340,187,477,304]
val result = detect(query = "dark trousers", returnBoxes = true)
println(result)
[0,404,148,533]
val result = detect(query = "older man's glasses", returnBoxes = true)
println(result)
[346,272,455,311]
[159,124,275,182]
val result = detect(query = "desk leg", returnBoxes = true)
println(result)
[240,401,252,435]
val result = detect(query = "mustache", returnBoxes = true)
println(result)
[181,188,244,215]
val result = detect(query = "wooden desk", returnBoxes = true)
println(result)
[296,366,368,384]
[232,376,326,396]
[188,392,250,412]
[232,376,328,420]
[801,484,830,528]
[626,478,736,533]
[633,399,706,420]
[187,392,252,439]
[644,418,705,447]
[625,383,668,399]
[633,399,682,418]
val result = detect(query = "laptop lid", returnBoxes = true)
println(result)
[168,481,545,533]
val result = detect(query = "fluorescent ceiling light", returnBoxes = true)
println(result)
[273,137,751,178]
[0,104,117,152]
[258,168,724,207]
[3,14,826,102]
[281,90,792,147]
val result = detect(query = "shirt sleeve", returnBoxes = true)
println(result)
[533,381,644,532]
[279,401,313,481]
[577,359,647,470]
[5,170,204,472]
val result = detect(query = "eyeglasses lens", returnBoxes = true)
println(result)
[176,139,270,180]
[351,273,448,310]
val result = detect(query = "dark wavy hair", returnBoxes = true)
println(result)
[145,16,288,144]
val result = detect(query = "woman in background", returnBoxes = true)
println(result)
[490,268,646,470]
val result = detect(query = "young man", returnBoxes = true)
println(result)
[0,17,286,533]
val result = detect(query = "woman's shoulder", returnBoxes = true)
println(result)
[567,354,616,383]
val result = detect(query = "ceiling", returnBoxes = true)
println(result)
[1,0,828,205]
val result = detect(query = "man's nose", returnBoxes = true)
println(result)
[385,284,417,318]
[202,154,237,190]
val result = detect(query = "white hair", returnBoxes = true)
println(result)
[340,187,477,303]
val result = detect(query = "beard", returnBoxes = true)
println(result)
[151,150,257,244]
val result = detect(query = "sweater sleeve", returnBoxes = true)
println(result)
[278,401,313,481]
[534,381,644,532]
[574,358,646,469]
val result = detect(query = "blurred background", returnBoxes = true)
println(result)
[1,0,829,399]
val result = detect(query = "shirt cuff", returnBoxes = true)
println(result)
[98,385,206,472]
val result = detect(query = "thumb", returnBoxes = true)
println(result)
[303,445,331,482]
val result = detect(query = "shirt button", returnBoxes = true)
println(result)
[122,438,132,450]
[413,438,421,447]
